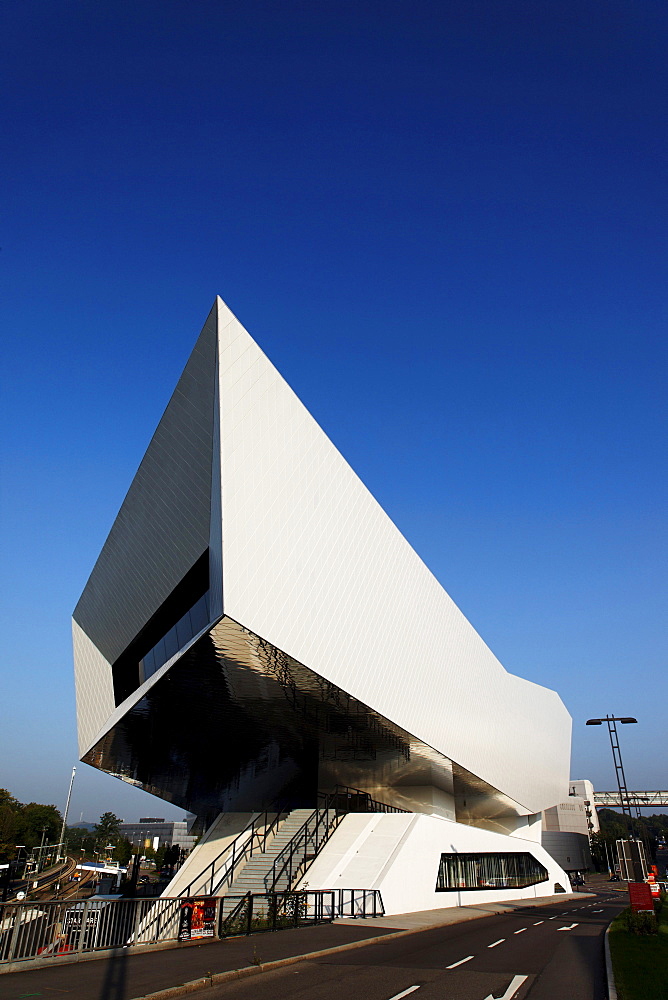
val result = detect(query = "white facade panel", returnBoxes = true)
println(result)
[72,619,115,757]
[299,812,570,915]
[215,298,571,814]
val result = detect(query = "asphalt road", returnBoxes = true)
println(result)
[203,891,624,1000]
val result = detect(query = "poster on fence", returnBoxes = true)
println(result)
[178,898,216,941]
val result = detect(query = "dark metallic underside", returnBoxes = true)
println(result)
[84,616,523,832]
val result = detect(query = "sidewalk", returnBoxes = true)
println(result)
[0,893,590,1000]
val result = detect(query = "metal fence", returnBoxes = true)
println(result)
[0,889,384,968]
[218,888,384,937]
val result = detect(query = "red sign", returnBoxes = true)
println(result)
[628,881,654,912]
[649,883,661,897]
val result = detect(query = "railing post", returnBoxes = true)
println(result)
[77,900,91,953]
[245,892,253,936]
[7,906,23,964]
[131,898,143,947]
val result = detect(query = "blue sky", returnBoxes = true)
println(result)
[1,0,665,823]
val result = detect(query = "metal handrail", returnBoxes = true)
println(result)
[179,808,287,898]
[325,785,408,814]
[266,785,406,893]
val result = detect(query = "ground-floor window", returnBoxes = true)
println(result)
[436,852,548,890]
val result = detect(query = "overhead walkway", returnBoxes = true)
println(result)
[593,790,668,807]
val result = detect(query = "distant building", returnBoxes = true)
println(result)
[541,779,598,873]
[568,779,600,834]
[119,818,196,855]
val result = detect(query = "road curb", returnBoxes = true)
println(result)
[604,925,617,1000]
[131,913,489,1000]
[131,894,590,1000]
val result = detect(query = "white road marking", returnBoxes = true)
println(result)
[513,927,527,934]
[533,920,544,925]
[488,939,505,948]
[557,923,578,931]
[483,974,528,1000]
[592,909,603,912]
[549,916,557,920]
[386,987,422,1000]
[446,955,475,969]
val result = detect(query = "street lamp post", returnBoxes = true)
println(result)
[586,714,649,880]
[586,715,637,833]
[58,766,77,861]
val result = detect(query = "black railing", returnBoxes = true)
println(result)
[266,786,406,894]
[325,785,407,815]
[218,888,384,937]
[179,808,288,898]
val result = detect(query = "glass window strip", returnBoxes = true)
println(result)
[140,591,210,682]
[435,852,548,891]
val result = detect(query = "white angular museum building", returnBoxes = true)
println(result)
[73,298,573,913]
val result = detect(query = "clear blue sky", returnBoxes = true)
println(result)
[1,1,665,823]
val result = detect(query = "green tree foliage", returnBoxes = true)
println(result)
[0,789,62,861]
[94,812,122,845]
[114,838,133,866]
[591,809,668,869]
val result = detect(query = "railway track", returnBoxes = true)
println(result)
[11,857,78,900]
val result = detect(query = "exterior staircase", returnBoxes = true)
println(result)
[228,809,314,894]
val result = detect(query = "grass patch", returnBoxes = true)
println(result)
[609,897,668,1000]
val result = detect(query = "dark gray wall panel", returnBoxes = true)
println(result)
[73,304,217,664]
[541,831,592,872]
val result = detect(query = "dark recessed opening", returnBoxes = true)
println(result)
[112,550,209,705]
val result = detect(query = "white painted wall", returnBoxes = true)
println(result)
[297,812,570,915]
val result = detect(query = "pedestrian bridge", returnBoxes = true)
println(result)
[593,791,668,808]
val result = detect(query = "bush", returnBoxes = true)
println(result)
[622,909,658,935]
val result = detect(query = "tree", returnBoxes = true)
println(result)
[94,812,122,846]
[114,838,133,866]
[19,803,61,848]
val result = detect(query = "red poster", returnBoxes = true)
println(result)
[628,881,654,912]
[178,898,217,940]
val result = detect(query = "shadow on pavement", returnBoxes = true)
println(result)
[98,947,128,1000]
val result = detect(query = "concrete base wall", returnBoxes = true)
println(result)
[297,812,571,915]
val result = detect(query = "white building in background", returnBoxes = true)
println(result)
[72,297,573,913]
[539,778,599,875]
[569,779,600,834]
[119,818,197,854]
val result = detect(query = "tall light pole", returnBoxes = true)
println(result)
[585,715,637,832]
[586,714,647,879]
[58,766,77,860]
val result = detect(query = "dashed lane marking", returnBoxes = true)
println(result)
[513,927,527,934]
[557,923,579,932]
[446,955,475,969]
[387,987,422,1000]
[533,920,544,925]
[488,939,505,948]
